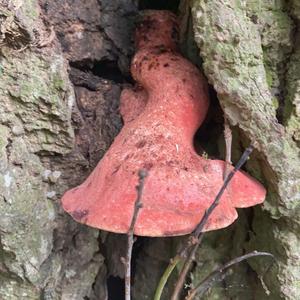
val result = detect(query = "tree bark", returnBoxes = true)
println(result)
[187,0,300,299]
[0,0,136,299]
[0,0,299,300]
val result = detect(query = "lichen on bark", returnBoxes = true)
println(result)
[0,1,104,299]
[189,0,300,299]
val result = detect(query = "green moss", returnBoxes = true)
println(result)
[265,69,274,87]
[0,50,74,154]
[0,1,77,297]
[0,274,39,300]
[52,72,65,91]
[272,97,279,109]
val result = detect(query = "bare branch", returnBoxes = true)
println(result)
[125,169,148,300]
[185,251,275,300]
[193,145,253,238]
[170,145,254,300]
[170,238,202,300]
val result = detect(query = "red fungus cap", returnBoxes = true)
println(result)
[62,11,266,237]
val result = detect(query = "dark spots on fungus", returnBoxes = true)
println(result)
[166,160,180,167]
[148,62,155,70]
[137,19,156,32]
[111,165,121,175]
[133,85,144,92]
[164,63,169,67]
[124,153,133,161]
[71,209,89,222]
[136,140,147,149]
[143,162,154,170]
[182,78,186,83]
[139,55,150,67]
[155,134,164,140]
[213,215,227,226]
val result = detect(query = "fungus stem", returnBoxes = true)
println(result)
[125,169,148,300]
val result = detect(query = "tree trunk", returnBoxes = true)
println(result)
[188,1,300,299]
[0,0,135,299]
[0,1,299,300]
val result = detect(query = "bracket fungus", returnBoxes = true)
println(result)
[62,11,266,237]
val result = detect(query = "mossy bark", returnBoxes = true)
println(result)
[0,1,109,299]
[0,0,138,299]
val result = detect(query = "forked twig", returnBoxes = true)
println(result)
[125,169,148,300]
[170,238,202,300]
[194,145,253,238]
[155,146,254,300]
[185,251,275,300]
[170,146,254,300]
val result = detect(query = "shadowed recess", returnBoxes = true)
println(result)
[139,0,180,12]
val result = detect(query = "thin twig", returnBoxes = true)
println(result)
[157,145,254,300]
[170,236,202,300]
[193,145,253,238]
[171,132,234,300]
[185,251,274,300]
[223,116,232,179]
[125,169,148,300]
